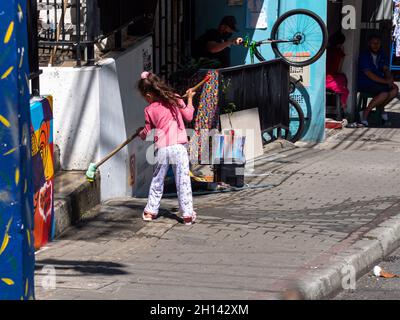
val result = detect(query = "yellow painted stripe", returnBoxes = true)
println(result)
[1,66,14,79]
[1,278,14,286]
[15,168,20,186]
[0,115,11,128]
[4,21,14,44]
[0,233,10,256]
[3,148,17,156]
[25,279,28,296]
[26,229,31,247]
[6,217,13,232]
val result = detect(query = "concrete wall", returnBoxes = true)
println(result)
[40,37,154,201]
[40,66,100,170]
[98,37,154,200]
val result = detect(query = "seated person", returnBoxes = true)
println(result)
[326,31,350,113]
[358,35,399,126]
[193,16,243,68]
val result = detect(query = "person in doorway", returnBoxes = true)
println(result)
[326,31,350,113]
[193,16,243,68]
[358,35,399,127]
[137,71,197,226]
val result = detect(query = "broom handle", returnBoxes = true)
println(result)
[181,75,211,98]
[95,133,139,168]
[94,76,211,168]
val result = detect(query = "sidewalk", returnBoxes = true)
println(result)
[35,103,400,300]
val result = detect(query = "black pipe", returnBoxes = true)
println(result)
[86,0,98,65]
[27,0,41,96]
[75,0,82,67]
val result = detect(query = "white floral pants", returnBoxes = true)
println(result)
[145,144,194,218]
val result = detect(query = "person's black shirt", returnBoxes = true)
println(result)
[193,29,232,68]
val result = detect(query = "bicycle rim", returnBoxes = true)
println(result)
[283,98,305,143]
[271,9,328,67]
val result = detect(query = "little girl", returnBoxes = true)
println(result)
[137,71,196,225]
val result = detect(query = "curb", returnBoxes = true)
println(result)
[53,171,101,238]
[296,213,400,300]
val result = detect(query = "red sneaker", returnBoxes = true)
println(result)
[183,211,197,226]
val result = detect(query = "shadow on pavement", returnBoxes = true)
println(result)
[35,259,129,276]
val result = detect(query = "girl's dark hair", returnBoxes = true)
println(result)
[138,72,181,106]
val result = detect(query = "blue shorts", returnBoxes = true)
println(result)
[358,83,392,96]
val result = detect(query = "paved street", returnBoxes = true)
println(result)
[34,102,400,300]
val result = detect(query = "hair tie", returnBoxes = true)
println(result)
[141,71,150,80]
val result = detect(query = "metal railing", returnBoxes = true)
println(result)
[35,0,158,67]
[27,0,194,94]
[154,0,194,78]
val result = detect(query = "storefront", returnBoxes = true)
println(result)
[193,0,328,142]
[328,0,397,122]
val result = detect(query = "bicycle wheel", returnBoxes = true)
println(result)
[253,44,266,62]
[271,9,328,67]
[261,97,305,144]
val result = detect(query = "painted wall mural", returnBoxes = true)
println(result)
[30,97,54,250]
[0,1,35,299]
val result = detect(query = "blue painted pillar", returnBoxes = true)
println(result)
[243,0,327,142]
[278,0,327,142]
[0,0,35,300]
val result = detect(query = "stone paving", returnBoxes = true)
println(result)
[35,102,400,300]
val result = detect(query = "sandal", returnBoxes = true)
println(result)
[346,123,358,128]
[142,211,158,222]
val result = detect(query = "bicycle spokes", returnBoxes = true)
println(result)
[271,10,328,67]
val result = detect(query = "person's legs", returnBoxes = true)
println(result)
[360,83,393,124]
[378,85,399,124]
[362,92,389,122]
[171,144,194,225]
[326,74,350,110]
[144,148,170,219]
[382,85,399,108]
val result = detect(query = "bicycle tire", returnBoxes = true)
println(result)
[270,9,328,67]
[253,45,266,62]
[285,97,305,143]
[261,97,305,145]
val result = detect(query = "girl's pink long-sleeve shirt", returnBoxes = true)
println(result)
[139,99,194,148]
